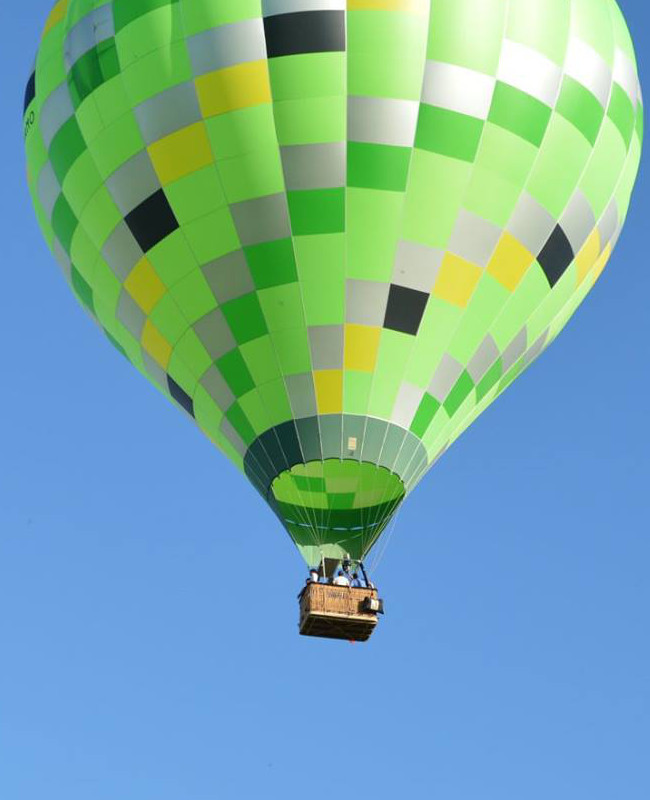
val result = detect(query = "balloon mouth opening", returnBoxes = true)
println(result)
[268,459,405,561]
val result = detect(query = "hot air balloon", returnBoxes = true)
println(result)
[24,0,642,640]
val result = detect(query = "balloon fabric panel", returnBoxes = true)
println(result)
[24,0,643,564]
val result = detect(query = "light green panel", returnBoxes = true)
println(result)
[182,208,240,263]
[506,0,571,64]
[402,151,472,247]
[428,0,507,73]
[241,336,282,386]
[172,329,213,378]
[271,328,312,375]
[570,0,616,62]
[165,168,227,225]
[579,118,628,218]
[527,115,592,218]
[489,266,550,350]
[116,6,186,69]
[118,41,192,107]
[367,331,415,418]
[448,277,511,363]
[348,10,429,99]
[179,0,262,34]
[347,191,403,281]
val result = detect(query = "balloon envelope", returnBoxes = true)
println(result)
[24,0,642,565]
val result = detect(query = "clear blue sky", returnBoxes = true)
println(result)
[1,3,648,798]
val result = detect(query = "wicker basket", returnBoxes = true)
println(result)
[298,583,380,642]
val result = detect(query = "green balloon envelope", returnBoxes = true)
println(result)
[24,0,642,564]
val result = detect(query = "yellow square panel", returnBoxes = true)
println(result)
[42,0,68,37]
[196,61,271,118]
[344,324,381,372]
[487,233,534,292]
[314,370,343,414]
[434,253,482,308]
[124,257,167,313]
[590,243,612,286]
[575,229,601,285]
[148,123,213,185]
[348,0,428,11]
[141,320,172,369]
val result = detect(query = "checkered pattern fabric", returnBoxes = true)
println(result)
[24,0,642,564]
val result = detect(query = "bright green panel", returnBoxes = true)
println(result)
[556,77,605,146]
[444,372,475,416]
[410,394,441,438]
[608,84,636,149]
[113,0,179,34]
[217,349,256,397]
[49,117,86,183]
[68,40,120,107]
[287,189,345,236]
[222,294,267,344]
[348,143,411,192]
[489,83,552,147]
[246,239,298,289]
[415,106,484,163]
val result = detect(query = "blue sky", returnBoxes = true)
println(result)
[1,3,648,798]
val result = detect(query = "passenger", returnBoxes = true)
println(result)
[332,557,353,586]
[351,572,363,588]
[308,568,320,584]
[332,569,350,586]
